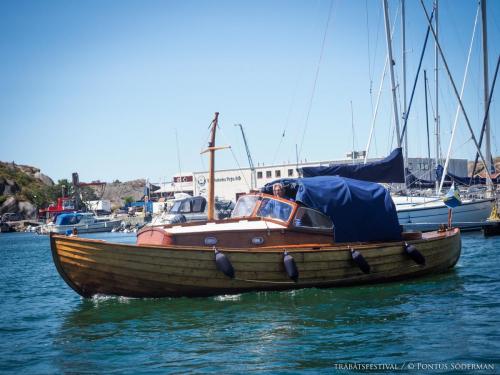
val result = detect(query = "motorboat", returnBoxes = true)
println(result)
[40,212,121,234]
[50,113,461,298]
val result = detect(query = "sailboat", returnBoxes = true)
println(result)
[50,113,461,298]
[302,148,494,232]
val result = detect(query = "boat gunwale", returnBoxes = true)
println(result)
[50,228,459,254]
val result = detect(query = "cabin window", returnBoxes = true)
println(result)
[293,207,333,230]
[288,169,294,177]
[257,171,263,179]
[275,170,281,178]
[266,171,272,178]
[192,198,206,213]
[257,198,293,222]
[231,195,259,218]
[179,200,191,213]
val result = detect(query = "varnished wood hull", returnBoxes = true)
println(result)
[50,229,461,298]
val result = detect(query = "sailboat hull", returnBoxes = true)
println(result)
[50,229,461,298]
[397,198,494,231]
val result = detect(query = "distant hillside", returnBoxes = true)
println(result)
[97,179,146,209]
[1,161,146,218]
[0,161,54,218]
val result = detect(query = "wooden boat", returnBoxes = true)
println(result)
[50,113,462,298]
[50,225,460,298]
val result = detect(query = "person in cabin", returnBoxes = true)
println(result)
[272,183,295,201]
[272,183,285,198]
[256,183,294,221]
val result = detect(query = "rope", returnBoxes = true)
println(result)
[298,0,334,160]
[439,3,480,193]
[364,0,400,161]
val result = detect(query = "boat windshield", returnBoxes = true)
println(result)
[169,199,191,214]
[256,198,293,222]
[231,195,259,218]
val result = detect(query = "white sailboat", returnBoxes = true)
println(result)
[388,0,495,231]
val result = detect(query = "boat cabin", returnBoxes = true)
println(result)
[137,193,335,248]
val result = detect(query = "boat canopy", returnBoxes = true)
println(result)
[262,176,402,243]
[300,148,404,183]
[436,165,500,186]
[55,213,82,225]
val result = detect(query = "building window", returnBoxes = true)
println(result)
[288,169,294,177]
[275,170,281,178]
[266,171,272,178]
[257,171,263,179]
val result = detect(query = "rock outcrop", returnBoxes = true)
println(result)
[99,179,146,208]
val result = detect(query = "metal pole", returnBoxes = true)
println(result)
[481,0,493,193]
[402,0,408,164]
[424,70,432,180]
[434,0,440,193]
[420,0,493,186]
[383,0,401,148]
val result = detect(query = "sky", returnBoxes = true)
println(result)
[1,0,499,183]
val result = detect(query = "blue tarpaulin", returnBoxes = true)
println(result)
[55,213,81,225]
[300,148,405,183]
[262,176,402,243]
[436,165,500,186]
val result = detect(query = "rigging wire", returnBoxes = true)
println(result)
[439,2,480,193]
[364,0,400,161]
[297,0,334,160]
[365,0,375,112]
[271,0,323,165]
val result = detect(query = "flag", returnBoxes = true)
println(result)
[443,184,462,208]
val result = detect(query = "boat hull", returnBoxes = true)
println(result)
[397,198,494,231]
[41,219,122,234]
[50,229,461,298]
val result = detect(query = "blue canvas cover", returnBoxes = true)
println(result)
[436,165,500,186]
[262,176,402,243]
[300,148,404,183]
[55,213,81,225]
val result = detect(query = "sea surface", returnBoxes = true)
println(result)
[0,231,499,374]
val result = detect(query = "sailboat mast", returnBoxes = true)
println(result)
[434,0,440,193]
[481,0,493,192]
[424,70,432,180]
[402,0,408,164]
[383,0,401,149]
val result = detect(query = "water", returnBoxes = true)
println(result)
[1,232,499,374]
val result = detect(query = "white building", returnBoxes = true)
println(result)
[152,156,467,203]
[183,157,468,202]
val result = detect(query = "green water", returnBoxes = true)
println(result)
[0,232,498,373]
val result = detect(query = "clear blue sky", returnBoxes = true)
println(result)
[1,0,499,183]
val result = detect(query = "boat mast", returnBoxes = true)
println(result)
[383,0,402,150]
[206,112,219,221]
[434,0,440,193]
[424,70,432,180]
[481,0,493,193]
[401,0,408,166]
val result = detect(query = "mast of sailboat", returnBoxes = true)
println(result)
[420,0,493,187]
[383,0,401,151]
[424,70,432,180]
[434,0,440,194]
[401,0,408,168]
[481,0,493,194]
[383,0,404,191]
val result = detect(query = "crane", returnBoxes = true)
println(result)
[234,124,257,190]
